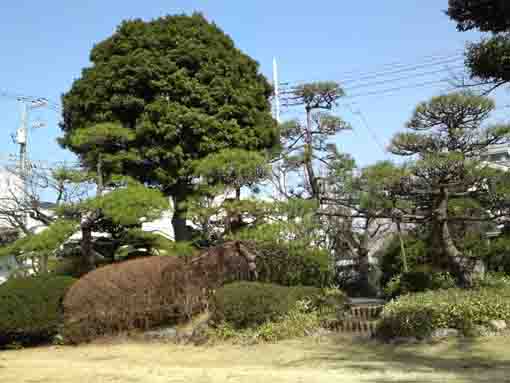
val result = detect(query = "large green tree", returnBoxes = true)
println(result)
[447,0,510,93]
[277,82,349,201]
[60,13,278,241]
[388,92,510,285]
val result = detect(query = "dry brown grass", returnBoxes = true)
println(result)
[2,335,510,382]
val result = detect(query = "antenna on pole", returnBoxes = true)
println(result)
[14,97,48,182]
[16,102,28,177]
[273,57,281,124]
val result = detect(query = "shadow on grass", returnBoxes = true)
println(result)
[280,336,510,382]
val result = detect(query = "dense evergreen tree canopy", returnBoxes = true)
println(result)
[447,0,510,92]
[447,0,510,33]
[60,13,278,240]
[388,92,510,284]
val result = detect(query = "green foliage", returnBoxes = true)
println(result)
[253,241,333,287]
[384,271,457,299]
[208,299,323,344]
[466,35,510,85]
[51,258,87,279]
[61,13,278,196]
[247,299,322,342]
[386,92,510,283]
[51,166,94,185]
[380,234,427,287]
[447,0,510,33]
[293,81,344,109]
[83,183,169,226]
[229,201,334,287]
[66,122,137,176]
[378,287,510,339]
[68,123,135,149]
[447,0,510,94]
[473,272,510,289]
[232,198,323,251]
[211,282,323,329]
[0,275,76,346]
[0,220,78,261]
[185,194,271,244]
[484,232,510,273]
[193,148,270,190]
[390,92,497,158]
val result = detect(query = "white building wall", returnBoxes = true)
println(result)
[0,166,44,283]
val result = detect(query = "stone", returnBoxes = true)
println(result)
[472,325,492,337]
[190,323,210,346]
[144,327,178,341]
[488,320,507,332]
[430,328,459,339]
[176,312,212,345]
[391,337,419,345]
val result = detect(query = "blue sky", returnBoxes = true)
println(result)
[0,0,508,170]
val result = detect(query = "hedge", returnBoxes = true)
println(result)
[0,275,76,346]
[243,241,333,288]
[377,287,510,339]
[63,256,187,343]
[210,282,344,329]
[63,242,255,343]
[384,271,456,298]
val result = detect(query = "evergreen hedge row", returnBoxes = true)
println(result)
[378,286,510,339]
[0,275,75,346]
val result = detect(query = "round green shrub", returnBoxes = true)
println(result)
[243,241,333,288]
[377,287,510,339]
[384,271,456,298]
[472,272,510,289]
[379,235,427,287]
[0,275,76,346]
[211,282,328,329]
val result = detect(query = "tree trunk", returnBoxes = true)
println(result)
[229,187,243,234]
[172,191,191,242]
[433,187,473,286]
[396,219,408,272]
[358,232,371,293]
[96,154,104,197]
[80,211,99,273]
[305,107,320,201]
[39,254,48,274]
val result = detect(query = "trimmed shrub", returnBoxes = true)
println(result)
[209,299,323,344]
[211,282,330,329]
[63,242,254,343]
[384,271,456,298]
[377,287,510,339]
[379,235,427,287]
[335,264,381,298]
[63,256,187,343]
[242,241,333,288]
[0,275,75,346]
[473,272,510,289]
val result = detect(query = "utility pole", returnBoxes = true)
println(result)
[273,57,281,124]
[15,98,47,178]
[16,102,28,177]
[14,98,47,229]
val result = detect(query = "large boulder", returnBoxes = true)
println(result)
[488,320,507,332]
[430,328,460,340]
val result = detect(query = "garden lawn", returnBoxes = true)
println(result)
[2,335,510,382]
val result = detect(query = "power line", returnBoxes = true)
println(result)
[280,53,463,88]
[279,58,464,102]
[343,103,387,156]
[342,66,464,93]
[280,78,454,109]
[345,78,454,100]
